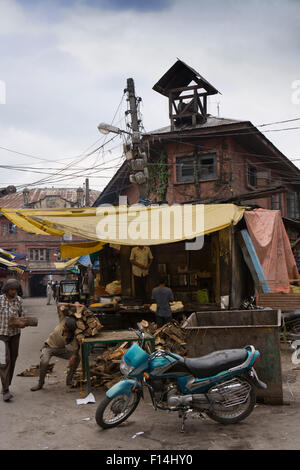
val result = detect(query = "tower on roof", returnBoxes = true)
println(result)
[153,59,220,130]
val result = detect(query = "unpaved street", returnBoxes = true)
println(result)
[1,297,300,450]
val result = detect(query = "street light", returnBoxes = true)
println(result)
[97,122,131,135]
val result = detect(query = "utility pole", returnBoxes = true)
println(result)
[85,178,90,207]
[125,78,148,201]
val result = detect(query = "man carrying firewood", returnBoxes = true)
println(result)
[30,316,80,392]
[0,279,26,402]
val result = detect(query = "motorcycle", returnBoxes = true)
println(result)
[95,323,267,432]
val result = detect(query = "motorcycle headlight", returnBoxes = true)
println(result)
[120,359,134,377]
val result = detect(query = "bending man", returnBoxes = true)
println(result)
[31,316,80,391]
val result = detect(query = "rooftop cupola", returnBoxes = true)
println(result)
[153,59,220,130]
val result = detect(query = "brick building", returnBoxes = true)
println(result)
[94,60,300,227]
[92,61,300,305]
[0,186,99,297]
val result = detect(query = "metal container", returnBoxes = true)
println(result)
[182,309,283,404]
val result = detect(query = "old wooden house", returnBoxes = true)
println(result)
[93,60,300,310]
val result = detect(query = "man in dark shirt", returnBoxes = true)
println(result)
[151,278,174,328]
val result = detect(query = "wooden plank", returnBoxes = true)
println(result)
[257,293,300,309]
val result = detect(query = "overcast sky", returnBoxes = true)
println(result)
[0,0,300,192]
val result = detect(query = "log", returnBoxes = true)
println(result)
[8,316,38,328]
[87,318,97,328]
[84,309,94,317]
[76,320,86,331]
[75,305,85,319]
[76,334,85,342]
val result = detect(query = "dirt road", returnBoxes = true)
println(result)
[1,297,300,450]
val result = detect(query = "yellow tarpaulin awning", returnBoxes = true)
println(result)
[59,241,105,259]
[0,256,24,273]
[0,248,15,260]
[0,204,246,245]
[54,257,80,270]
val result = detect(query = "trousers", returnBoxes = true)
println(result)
[155,315,172,328]
[134,275,148,302]
[0,334,20,393]
[38,344,80,386]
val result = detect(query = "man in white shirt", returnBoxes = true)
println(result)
[130,245,153,303]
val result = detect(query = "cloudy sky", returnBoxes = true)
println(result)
[0,0,300,192]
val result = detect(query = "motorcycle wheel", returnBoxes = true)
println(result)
[95,392,141,429]
[207,377,256,425]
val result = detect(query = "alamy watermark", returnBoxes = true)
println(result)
[0,80,6,104]
[95,196,204,250]
[291,80,300,105]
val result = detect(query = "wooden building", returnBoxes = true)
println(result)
[93,60,300,310]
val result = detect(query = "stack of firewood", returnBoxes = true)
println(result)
[72,342,128,390]
[71,319,187,390]
[140,319,187,356]
[57,302,103,341]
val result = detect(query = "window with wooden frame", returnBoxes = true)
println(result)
[247,165,257,188]
[271,193,282,211]
[176,156,194,183]
[1,223,9,236]
[176,153,217,183]
[287,192,300,220]
[29,248,51,261]
[198,154,217,180]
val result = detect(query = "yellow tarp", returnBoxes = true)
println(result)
[60,241,105,259]
[0,256,24,273]
[0,204,246,246]
[54,257,80,270]
[0,248,15,260]
[0,208,66,236]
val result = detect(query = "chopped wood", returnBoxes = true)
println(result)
[72,318,186,392]
[107,350,124,360]
[139,320,149,329]
[8,316,38,328]
[18,363,55,377]
[75,305,85,319]
[76,320,86,331]
[76,334,85,342]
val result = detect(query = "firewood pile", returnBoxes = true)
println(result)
[57,302,103,341]
[140,319,187,356]
[72,343,127,390]
[72,319,187,390]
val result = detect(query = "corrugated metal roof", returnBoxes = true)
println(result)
[0,188,100,209]
[146,115,245,135]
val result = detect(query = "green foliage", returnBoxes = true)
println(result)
[147,151,170,201]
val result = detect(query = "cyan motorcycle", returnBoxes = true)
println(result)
[95,323,267,431]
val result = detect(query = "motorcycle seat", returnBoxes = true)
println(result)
[184,349,249,379]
